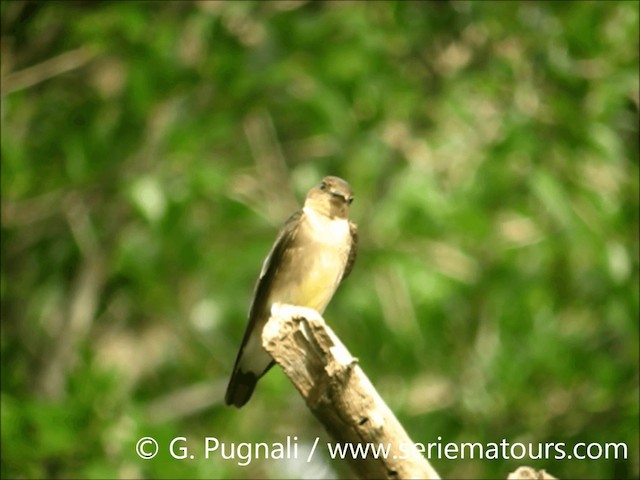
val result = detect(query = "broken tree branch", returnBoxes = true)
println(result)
[262,303,441,480]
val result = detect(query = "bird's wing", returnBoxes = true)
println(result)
[225,211,303,407]
[247,210,302,321]
[341,220,358,281]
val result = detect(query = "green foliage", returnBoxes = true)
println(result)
[1,1,638,479]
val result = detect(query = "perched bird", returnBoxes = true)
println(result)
[225,176,358,408]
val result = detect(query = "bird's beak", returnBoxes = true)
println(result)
[330,191,353,205]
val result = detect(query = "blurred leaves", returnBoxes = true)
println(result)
[1,1,638,479]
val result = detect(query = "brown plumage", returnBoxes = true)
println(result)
[225,176,358,408]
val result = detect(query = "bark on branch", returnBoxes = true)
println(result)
[262,304,558,480]
[262,303,441,480]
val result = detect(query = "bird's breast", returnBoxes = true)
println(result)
[268,212,351,313]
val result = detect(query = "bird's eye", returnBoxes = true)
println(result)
[319,182,327,190]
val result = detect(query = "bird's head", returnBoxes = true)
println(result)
[304,176,354,219]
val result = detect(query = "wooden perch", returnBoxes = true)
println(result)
[507,466,557,479]
[261,304,558,480]
[262,303,441,480]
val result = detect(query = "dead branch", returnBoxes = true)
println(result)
[262,303,441,480]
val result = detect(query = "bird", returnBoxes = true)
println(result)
[225,176,358,408]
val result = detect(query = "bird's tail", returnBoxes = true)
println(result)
[225,368,259,408]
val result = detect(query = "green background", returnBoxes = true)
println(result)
[1,1,638,479]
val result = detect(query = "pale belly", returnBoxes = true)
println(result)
[240,246,346,374]
[268,247,345,313]
[239,211,351,375]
